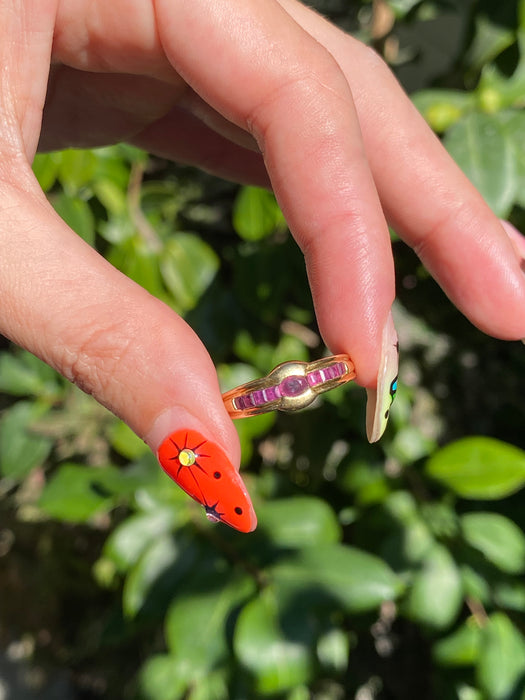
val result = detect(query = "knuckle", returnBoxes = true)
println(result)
[59,322,132,403]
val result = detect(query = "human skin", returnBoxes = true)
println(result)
[1,1,525,520]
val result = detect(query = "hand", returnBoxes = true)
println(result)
[2,0,525,531]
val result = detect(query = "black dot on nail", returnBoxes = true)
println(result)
[213,471,222,479]
[234,506,243,515]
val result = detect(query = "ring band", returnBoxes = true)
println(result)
[222,354,356,418]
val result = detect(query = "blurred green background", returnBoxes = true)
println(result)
[2,1,525,698]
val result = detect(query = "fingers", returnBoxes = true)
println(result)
[156,0,396,389]
[0,163,256,530]
[278,0,525,341]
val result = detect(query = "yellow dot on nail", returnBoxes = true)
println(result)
[179,448,196,466]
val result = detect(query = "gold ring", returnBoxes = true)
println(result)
[222,354,356,418]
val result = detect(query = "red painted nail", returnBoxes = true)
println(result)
[157,429,257,533]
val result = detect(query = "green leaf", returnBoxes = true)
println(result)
[186,671,229,700]
[108,237,167,299]
[57,149,98,193]
[93,178,129,218]
[433,620,482,667]
[426,437,525,499]
[38,463,113,522]
[138,654,189,700]
[160,233,219,313]
[461,512,525,574]
[107,420,149,460]
[32,152,59,192]
[257,497,341,547]
[465,14,515,74]
[52,193,95,244]
[233,187,285,241]
[444,113,516,217]
[497,110,525,209]
[477,613,525,700]
[166,574,255,678]
[316,627,350,673]
[0,351,60,398]
[270,544,402,613]
[0,402,53,479]
[103,508,176,573]
[493,580,525,612]
[234,588,313,694]
[123,533,196,619]
[412,89,473,131]
[404,544,463,630]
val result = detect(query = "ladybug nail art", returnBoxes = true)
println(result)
[157,429,257,533]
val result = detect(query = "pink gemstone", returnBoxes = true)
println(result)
[252,390,265,406]
[264,386,280,402]
[307,370,322,386]
[240,395,254,409]
[280,375,308,397]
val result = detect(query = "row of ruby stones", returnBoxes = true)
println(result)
[233,361,348,410]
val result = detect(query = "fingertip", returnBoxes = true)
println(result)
[154,424,256,533]
[365,312,399,442]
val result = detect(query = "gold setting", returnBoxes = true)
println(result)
[222,354,356,418]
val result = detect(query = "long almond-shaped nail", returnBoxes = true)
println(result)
[157,429,257,532]
[500,221,525,344]
[365,313,399,443]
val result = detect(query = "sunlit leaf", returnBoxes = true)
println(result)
[108,237,167,299]
[270,544,402,613]
[57,149,98,194]
[234,587,313,694]
[433,620,482,667]
[138,654,189,700]
[52,193,95,244]
[412,89,473,131]
[166,573,255,677]
[461,512,525,574]
[477,613,525,700]
[32,152,59,191]
[160,233,219,313]
[316,627,350,673]
[38,463,114,522]
[0,351,60,398]
[107,420,150,460]
[123,533,196,619]
[233,187,285,241]
[444,113,516,217]
[103,508,177,573]
[497,109,525,208]
[404,544,463,630]
[93,178,129,218]
[0,401,53,479]
[426,437,525,499]
[257,497,341,547]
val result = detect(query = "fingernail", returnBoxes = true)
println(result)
[500,221,525,344]
[365,312,399,443]
[157,428,257,533]
[501,220,525,262]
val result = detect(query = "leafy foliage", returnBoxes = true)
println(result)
[2,2,525,699]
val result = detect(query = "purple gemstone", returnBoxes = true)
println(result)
[264,386,280,402]
[252,390,265,406]
[280,375,308,397]
[307,370,322,386]
[240,394,254,409]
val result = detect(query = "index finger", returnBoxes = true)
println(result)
[156,0,396,388]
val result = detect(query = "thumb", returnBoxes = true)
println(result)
[0,171,256,532]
